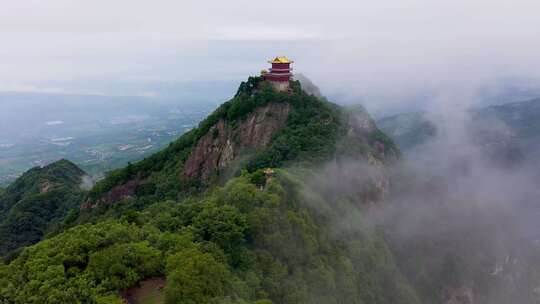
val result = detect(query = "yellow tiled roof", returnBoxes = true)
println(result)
[268,56,293,64]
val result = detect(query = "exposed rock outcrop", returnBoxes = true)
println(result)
[183,102,291,180]
[92,102,291,206]
[39,181,56,193]
[100,179,139,204]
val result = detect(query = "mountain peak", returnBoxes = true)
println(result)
[87,77,397,206]
[0,158,87,256]
[4,159,85,199]
[183,101,291,181]
[0,72,410,304]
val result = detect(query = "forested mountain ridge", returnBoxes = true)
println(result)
[85,77,398,208]
[0,159,88,257]
[0,78,416,304]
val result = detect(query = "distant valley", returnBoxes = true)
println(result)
[0,92,215,186]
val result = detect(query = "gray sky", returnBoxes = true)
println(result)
[2,0,540,113]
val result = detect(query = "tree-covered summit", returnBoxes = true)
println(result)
[0,159,87,257]
[0,77,407,304]
[87,78,396,205]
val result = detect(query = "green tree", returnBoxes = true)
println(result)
[165,248,232,304]
[87,241,162,290]
[193,203,247,255]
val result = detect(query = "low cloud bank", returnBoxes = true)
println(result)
[301,103,540,303]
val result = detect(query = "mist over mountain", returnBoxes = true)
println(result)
[375,97,540,303]
[2,60,540,304]
[0,75,425,303]
[378,98,540,162]
[3,0,540,303]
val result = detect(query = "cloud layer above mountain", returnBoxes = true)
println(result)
[2,0,540,112]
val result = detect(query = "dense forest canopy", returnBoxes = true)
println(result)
[0,159,86,257]
[0,169,418,304]
[0,79,410,304]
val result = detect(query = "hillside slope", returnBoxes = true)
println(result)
[0,78,415,304]
[86,78,397,208]
[0,159,87,257]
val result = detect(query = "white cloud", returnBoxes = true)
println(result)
[0,0,539,110]
[0,82,65,94]
[216,26,323,42]
[138,91,159,98]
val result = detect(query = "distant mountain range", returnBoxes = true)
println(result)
[377,98,540,165]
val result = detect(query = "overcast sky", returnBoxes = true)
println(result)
[2,0,540,113]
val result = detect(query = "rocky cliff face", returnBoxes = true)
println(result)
[183,102,291,180]
[89,102,291,206]
[89,78,401,210]
[346,113,391,202]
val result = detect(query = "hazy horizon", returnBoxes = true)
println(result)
[2,0,540,116]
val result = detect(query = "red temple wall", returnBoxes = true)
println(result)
[265,74,290,82]
[271,63,291,70]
